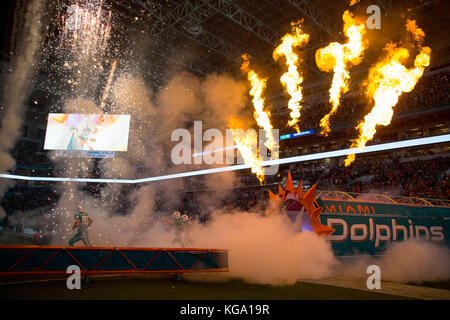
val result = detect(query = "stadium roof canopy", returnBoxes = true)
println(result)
[1,0,449,113]
[110,0,450,105]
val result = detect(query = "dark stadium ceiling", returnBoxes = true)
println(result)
[108,0,449,94]
[114,0,347,77]
[1,0,449,113]
[114,1,448,65]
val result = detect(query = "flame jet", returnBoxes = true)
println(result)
[240,54,277,151]
[273,20,310,133]
[228,54,278,184]
[345,20,431,166]
[315,10,367,136]
[228,117,265,184]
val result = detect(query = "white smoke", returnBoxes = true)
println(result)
[4,5,446,288]
[47,69,450,286]
[0,0,46,195]
[187,210,339,284]
[337,239,450,283]
[47,69,248,245]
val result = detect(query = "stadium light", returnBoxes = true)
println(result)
[1,134,449,184]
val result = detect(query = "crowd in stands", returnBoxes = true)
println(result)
[273,68,450,133]
[290,155,449,200]
[397,69,450,113]
[1,67,449,232]
[1,184,58,231]
[1,152,448,233]
[1,184,57,213]
[175,153,449,217]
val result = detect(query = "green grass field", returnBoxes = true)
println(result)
[0,274,411,300]
[0,233,447,300]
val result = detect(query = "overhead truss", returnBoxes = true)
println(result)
[124,0,345,77]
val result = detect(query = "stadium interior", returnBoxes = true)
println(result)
[0,0,449,304]
[0,0,448,234]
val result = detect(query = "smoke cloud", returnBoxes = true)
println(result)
[3,2,447,289]
[337,239,450,283]
[0,0,45,195]
[47,67,249,245]
[37,68,450,287]
[187,211,338,284]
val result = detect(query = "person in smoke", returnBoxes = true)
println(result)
[181,198,191,215]
[171,211,183,245]
[171,210,182,223]
[69,205,93,246]
[171,211,191,247]
[224,200,234,213]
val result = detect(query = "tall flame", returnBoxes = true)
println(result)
[241,54,277,151]
[405,19,425,43]
[315,10,367,136]
[345,20,431,166]
[273,20,310,133]
[228,117,265,184]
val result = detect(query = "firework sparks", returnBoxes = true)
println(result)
[273,20,309,133]
[99,59,117,110]
[61,2,111,62]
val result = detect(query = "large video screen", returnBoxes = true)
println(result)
[44,114,130,151]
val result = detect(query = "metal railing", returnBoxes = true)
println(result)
[316,189,449,207]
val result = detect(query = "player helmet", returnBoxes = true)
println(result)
[172,211,181,219]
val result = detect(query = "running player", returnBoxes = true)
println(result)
[69,205,93,246]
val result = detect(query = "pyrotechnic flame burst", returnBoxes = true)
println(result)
[233,54,280,184]
[315,10,367,136]
[228,117,265,184]
[405,19,425,43]
[240,54,277,152]
[273,20,310,133]
[344,20,431,166]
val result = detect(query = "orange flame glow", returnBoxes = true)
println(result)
[344,20,431,166]
[241,54,277,151]
[228,116,265,184]
[315,10,367,136]
[273,20,310,133]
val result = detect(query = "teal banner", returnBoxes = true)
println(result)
[319,213,450,256]
[317,199,450,218]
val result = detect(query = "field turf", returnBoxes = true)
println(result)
[0,274,410,300]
